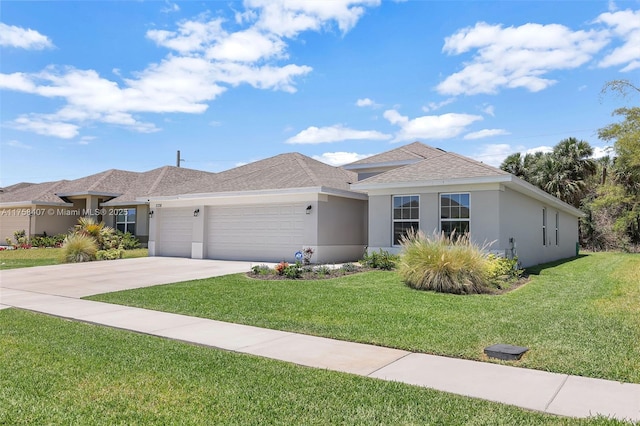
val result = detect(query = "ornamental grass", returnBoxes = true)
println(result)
[398,229,494,294]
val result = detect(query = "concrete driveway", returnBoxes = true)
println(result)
[0,257,254,298]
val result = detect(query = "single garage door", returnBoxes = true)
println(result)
[207,203,304,261]
[155,207,192,257]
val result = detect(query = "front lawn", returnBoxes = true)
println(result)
[0,247,148,269]
[0,309,623,425]
[89,252,640,383]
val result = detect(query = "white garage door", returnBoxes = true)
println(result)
[155,207,192,257]
[207,203,304,261]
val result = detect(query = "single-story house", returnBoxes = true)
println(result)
[146,153,368,264]
[0,166,215,246]
[346,142,584,267]
[1,142,583,267]
[147,142,584,267]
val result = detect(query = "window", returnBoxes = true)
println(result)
[440,193,470,237]
[116,208,136,235]
[392,195,419,245]
[542,208,547,246]
[555,212,559,246]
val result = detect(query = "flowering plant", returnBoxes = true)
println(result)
[274,261,289,275]
[302,247,314,265]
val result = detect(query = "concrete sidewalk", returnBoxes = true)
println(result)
[1,259,639,423]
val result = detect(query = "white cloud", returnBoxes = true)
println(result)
[525,145,554,155]
[437,21,609,95]
[0,23,53,49]
[479,103,495,116]
[356,97,380,108]
[592,145,613,159]
[313,151,373,166]
[11,115,79,139]
[5,140,33,150]
[463,129,510,140]
[472,144,514,167]
[78,136,96,145]
[1,2,381,138]
[595,9,640,72]
[383,109,483,142]
[286,124,391,144]
[422,97,456,112]
[246,0,380,37]
[161,0,180,13]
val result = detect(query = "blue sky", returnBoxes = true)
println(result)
[1,0,639,187]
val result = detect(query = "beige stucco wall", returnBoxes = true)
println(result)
[315,195,368,262]
[148,191,367,263]
[365,184,579,268]
[0,209,30,243]
[498,187,578,267]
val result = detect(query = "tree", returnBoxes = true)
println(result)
[500,138,596,208]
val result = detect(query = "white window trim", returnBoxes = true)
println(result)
[555,211,559,246]
[542,207,547,246]
[439,192,471,236]
[392,194,420,246]
[116,208,136,234]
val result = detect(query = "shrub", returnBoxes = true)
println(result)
[61,234,98,263]
[486,255,522,281]
[283,262,303,279]
[117,231,140,250]
[362,249,398,270]
[96,249,124,260]
[302,247,314,265]
[313,264,332,276]
[251,264,272,276]
[339,262,359,273]
[274,261,288,275]
[398,230,494,295]
[31,233,66,248]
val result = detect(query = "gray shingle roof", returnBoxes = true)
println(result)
[0,167,216,205]
[346,141,446,166]
[354,149,509,185]
[176,153,357,194]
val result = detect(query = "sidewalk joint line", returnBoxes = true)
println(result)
[367,351,413,377]
[545,374,569,411]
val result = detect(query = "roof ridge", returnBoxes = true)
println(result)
[87,169,116,191]
[446,152,508,174]
[294,153,322,186]
[148,166,170,194]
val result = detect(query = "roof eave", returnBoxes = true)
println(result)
[351,175,513,191]
[55,191,122,197]
[145,186,368,202]
[0,201,73,208]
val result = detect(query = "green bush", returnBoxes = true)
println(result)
[398,230,494,294]
[283,262,302,279]
[339,263,358,273]
[61,234,98,263]
[31,233,66,248]
[251,264,272,276]
[313,264,332,276]
[96,249,124,260]
[361,249,398,270]
[486,255,522,282]
[117,231,140,250]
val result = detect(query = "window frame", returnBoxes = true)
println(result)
[392,195,420,246]
[116,208,136,235]
[542,207,547,246]
[439,192,470,237]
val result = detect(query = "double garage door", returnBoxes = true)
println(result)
[155,203,305,261]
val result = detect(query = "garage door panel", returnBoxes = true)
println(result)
[207,203,304,262]
[156,207,192,257]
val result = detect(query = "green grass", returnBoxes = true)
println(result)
[89,252,640,383]
[0,247,148,269]
[0,309,627,425]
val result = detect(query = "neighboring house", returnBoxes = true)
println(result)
[0,166,215,246]
[346,142,584,267]
[146,153,368,263]
[1,142,584,267]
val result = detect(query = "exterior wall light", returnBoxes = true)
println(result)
[149,210,154,218]
[306,205,312,214]
[193,208,200,217]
